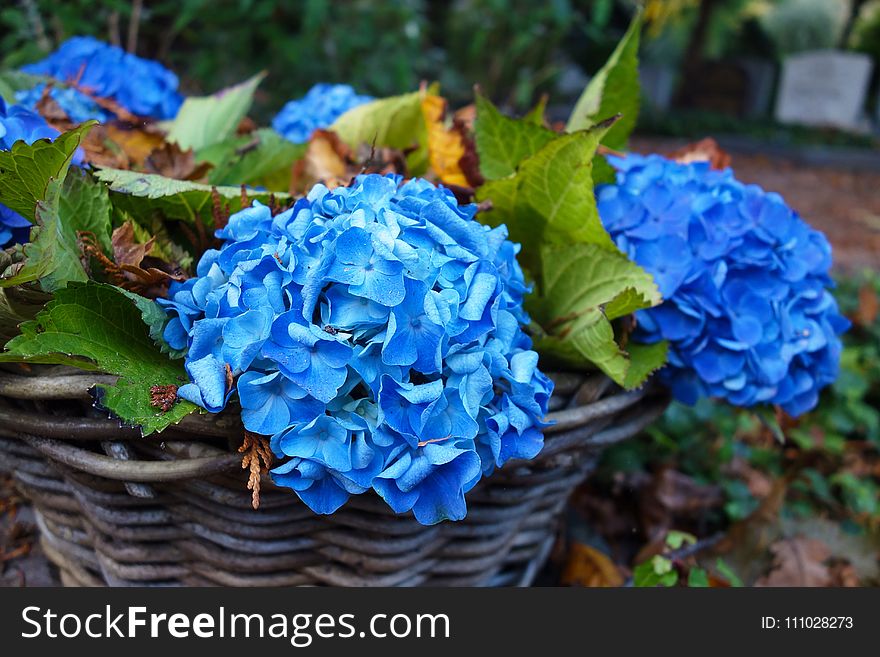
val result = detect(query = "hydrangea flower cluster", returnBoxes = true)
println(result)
[160,173,552,524]
[272,83,373,143]
[597,153,849,417]
[0,98,67,247]
[15,83,112,124]
[22,36,183,119]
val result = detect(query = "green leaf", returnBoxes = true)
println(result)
[94,168,290,225]
[623,341,668,389]
[591,153,617,187]
[2,167,112,292]
[474,93,556,180]
[529,243,660,388]
[0,285,50,343]
[687,568,710,588]
[476,125,617,274]
[633,556,678,587]
[566,10,642,150]
[715,559,744,587]
[665,530,697,550]
[331,89,431,175]
[0,121,94,222]
[199,128,304,191]
[0,282,196,435]
[0,70,46,103]
[166,73,265,151]
[118,288,185,359]
[522,95,548,126]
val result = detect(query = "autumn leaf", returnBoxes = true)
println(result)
[669,137,732,170]
[82,221,186,298]
[756,537,832,587]
[561,543,624,587]
[291,129,409,194]
[420,93,470,187]
[291,129,352,192]
[105,124,166,167]
[143,142,213,181]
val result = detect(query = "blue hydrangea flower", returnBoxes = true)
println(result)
[271,83,373,143]
[597,153,849,417]
[22,36,182,119]
[161,173,552,524]
[15,83,112,124]
[0,98,83,248]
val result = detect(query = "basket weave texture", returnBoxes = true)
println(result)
[0,367,667,586]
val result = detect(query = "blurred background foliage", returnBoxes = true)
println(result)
[3,0,879,122]
[2,0,878,587]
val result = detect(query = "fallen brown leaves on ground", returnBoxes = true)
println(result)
[756,537,832,587]
[143,142,213,181]
[561,543,624,587]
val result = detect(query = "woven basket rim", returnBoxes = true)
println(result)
[0,368,669,482]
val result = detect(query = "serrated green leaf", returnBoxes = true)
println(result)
[529,243,660,388]
[331,89,431,175]
[0,120,94,222]
[522,95,548,126]
[566,10,642,150]
[0,282,196,435]
[476,125,616,274]
[167,73,265,151]
[2,166,112,292]
[199,128,304,191]
[118,288,185,359]
[623,340,668,389]
[94,168,290,225]
[474,93,556,180]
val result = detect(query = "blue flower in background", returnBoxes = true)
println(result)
[598,153,849,417]
[272,83,373,143]
[162,173,552,524]
[0,98,82,248]
[15,83,112,124]
[22,36,183,119]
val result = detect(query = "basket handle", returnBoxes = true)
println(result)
[19,433,242,481]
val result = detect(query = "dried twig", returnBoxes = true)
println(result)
[239,432,273,510]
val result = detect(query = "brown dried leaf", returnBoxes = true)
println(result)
[756,537,832,587]
[144,142,213,181]
[239,431,274,510]
[291,130,408,194]
[639,467,724,541]
[35,85,75,131]
[828,560,860,587]
[724,457,774,498]
[112,221,153,267]
[669,137,732,170]
[83,222,186,298]
[291,129,352,192]
[105,124,166,167]
[561,543,624,587]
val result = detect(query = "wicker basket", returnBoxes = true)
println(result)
[0,366,668,586]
